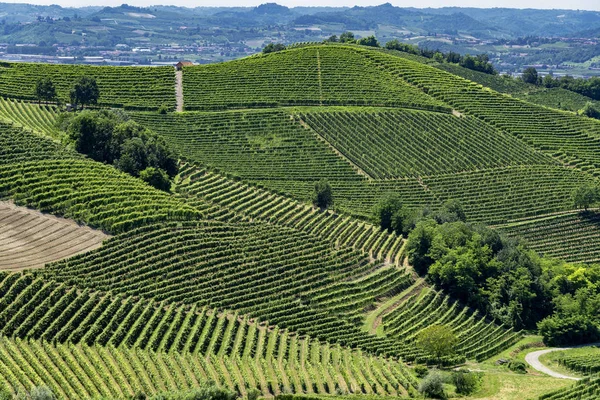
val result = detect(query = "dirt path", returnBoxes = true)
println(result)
[525,343,600,380]
[175,69,183,112]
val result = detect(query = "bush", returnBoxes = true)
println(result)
[414,365,429,378]
[140,167,172,192]
[418,370,446,399]
[30,386,57,400]
[507,360,527,374]
[452,369,481,395]
[538,314,600,346]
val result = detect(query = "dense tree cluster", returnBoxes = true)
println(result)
[521,67,600,101]
[58,110,177,191]
[262,43,286,54]
[373,196,600,341]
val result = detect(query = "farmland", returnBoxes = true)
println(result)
[0,42,598,399]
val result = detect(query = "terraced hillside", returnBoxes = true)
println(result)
[0,43,598,399]
[0,63,175,110]
[0,202,107,271]
[540,377,600,400]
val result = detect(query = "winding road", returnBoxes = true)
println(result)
[525,343,600,380]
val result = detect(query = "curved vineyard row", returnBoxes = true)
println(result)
[557,349,600,375]
[382,287,521,362]
[0,124,201,234]
[176,164,404,264]
[298,108,551,179]
[539,377,600,400]
[0,98,61,139]
[497,211,600,263]
[182,46,447,112]
[45,221,414,358]
[0,272,417,397]
[0,62,175,110]
[0,202,107,271]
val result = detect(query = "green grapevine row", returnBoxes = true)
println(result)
[539,377,600,400]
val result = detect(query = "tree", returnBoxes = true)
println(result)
[373,194,403,231]
[262,43,286,54]
[573,184,600,210]
[538,314,600,346]
[416,325,458,363]
[312,179,333,209]
[418,370,446,399]
[70,76,99,109]
[339,31,355,43]
[522,67,539,85]
[434,199,466,224]
[357,35,379,47]
[580,102,600,120]
[35,78,56,104]
[140,167,171,192]
[326,35,338,43]
[30,386,56,400]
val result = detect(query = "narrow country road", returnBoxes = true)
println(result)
[175,69,183,112]
[525,343,600,380]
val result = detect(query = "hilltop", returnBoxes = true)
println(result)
[0,43,597,400]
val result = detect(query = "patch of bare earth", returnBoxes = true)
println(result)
[0,201,109,271]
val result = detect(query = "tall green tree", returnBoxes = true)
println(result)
[339,32,355,43]
[416,325,458,364]
[573,184,600,210]
[521,67,539,85]
[357,35,379,47]
[70,76,100,109]
[312,179,333,209]
[35,78,56,104]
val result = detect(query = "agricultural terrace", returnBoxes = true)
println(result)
[539,377,600,400]
[0,62,175,110]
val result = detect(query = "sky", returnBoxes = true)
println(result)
[6,0,600,11]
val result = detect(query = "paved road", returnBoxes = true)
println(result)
[525,343,600,380]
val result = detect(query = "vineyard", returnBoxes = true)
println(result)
[0,201,107,271]
[539,377,600,400]
[497,211,600,263]
[556,348,600,375]
[182,47,447,112]
[0,62,175,110]
[0,43,597,399]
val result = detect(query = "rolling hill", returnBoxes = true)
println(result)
[0,43,598,399]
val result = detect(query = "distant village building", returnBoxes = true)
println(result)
[175,61,193,70]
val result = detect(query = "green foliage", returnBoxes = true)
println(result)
[385,39,420,54]
[507,360,527,374]
[522,67,539,84]
[35,77,56,104]
[263,43,286,54]
[64,110,178,179]
[580,102,600,119]
[158,103,170,114]
[434,199,466,224]
[140,166,171,192]
[538,315,600,346]
[312,179,333,209]
[70,75,100,108]
[373,193,403,232]
[452,369,481,395]
[357,35,379,47]
[150,384,236,400]
[416,325,458,361]
[418,369,447,399]
[414,365,429,378]
[339,32,355,43]
[30,386,57,400]
[572,184,600,210]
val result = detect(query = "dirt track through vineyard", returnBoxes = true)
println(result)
[0,201,108,271]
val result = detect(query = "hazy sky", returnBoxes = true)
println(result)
[8,0,600,11]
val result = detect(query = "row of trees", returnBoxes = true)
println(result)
[35,76,100,109]
[522,66,600,101]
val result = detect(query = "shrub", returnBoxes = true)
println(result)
[312,179,333,209]
[158,104,170,114]
[414,364,429,378]
[538,314,600,346]
[30,386,57,400]
[452,369,481,395]
[507,360,527,374]
[418,370,446,399]
[140,167,172,192]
